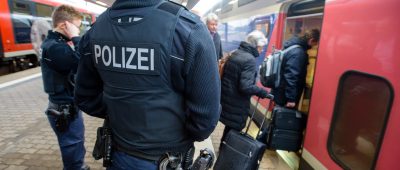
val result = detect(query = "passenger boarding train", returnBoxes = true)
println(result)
[215,0,399,169]
[0,0,100,73]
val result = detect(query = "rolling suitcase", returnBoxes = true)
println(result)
[272,106,307,131]
[268,129,302,151]
[214,96,273,170]
[267,106,307,151]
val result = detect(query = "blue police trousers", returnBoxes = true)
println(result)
[107,151,158,170]
[47,111,86,170]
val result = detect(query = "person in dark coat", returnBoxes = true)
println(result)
[219,30,270,147]
[40,5,89,170]
[206,13,223,60]
[272,29,320,107]
[74,1,220,169]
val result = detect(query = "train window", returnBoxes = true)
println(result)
[283,13,323,113]
[254,18,271,39]
[284,0,324,41]
[11,1,31,15]
[287,0,325,17]
[10,0,33,43]
[36,3,53,18]
[328,71,393,170]
[284,14,323,42]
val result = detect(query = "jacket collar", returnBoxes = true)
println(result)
[238,41,259,58]
[111,0,163,10]
[47,30,70,41]
[283,36,310,50]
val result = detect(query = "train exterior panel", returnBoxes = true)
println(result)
[0,0,31,58]
[304,0,399,169]
[218,0,399,169]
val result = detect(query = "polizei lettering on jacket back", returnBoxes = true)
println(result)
[92,41,160,75]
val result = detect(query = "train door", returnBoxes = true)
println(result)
[274,0,325,169]
[282,0,324,114]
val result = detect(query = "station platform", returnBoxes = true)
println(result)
[0,68,291,170]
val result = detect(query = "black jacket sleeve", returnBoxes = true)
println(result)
[74,32,107,118]
[239,58,266,97]
[184,23,221,141]
[45,38,80,74]
[283,49,307,102]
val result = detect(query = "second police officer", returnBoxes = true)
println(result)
[41,5,90,170]
[74,0,221,169]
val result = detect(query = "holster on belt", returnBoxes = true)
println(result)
[93,118,112,167]
[191,148,215,170]
[46,103,77,132]
[158,146,195,170]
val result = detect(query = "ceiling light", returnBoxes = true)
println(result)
[192,0,222,16]
[215,8,221,12]
[95,0,107,6]
[228,0,238,5]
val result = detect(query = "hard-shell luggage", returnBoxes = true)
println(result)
[267,106,307,151]
[214,129,266,170]
[214,96,273,170]
[272,106,307,131]
[268,129,303,152]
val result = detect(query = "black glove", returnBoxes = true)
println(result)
[258,90,269,99]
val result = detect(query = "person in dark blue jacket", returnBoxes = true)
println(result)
[271,29,320,107]
[219,30,270,148]
[40,5,89,170]
[74,0,220,169]
[205,13,223,60]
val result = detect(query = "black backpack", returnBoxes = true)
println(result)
[259,45,301,88]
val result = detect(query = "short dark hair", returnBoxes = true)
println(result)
[52,5,82,28]
[302,29,320,42]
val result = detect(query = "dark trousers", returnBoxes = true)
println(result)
[107,151,158,170]
[47,110,85,170]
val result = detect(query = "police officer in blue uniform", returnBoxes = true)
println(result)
[40,5,89,170]
[74,0,221,169]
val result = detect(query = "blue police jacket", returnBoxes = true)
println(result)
[74,0,221,160]
[41,31,80,104]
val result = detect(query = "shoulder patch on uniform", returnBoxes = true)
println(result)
[180,10,200,24]
[91,41,161,75]
[158,1,184,15]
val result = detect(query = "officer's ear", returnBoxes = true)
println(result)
[55,22,66,30]
[61,22,67,29]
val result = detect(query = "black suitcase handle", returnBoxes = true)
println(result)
[244,94,274,139]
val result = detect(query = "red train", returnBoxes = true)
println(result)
[217,0,399,169]
[0,0,102,73]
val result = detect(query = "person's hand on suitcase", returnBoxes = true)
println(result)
[258,90,270,99]
[285,102,296,108]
